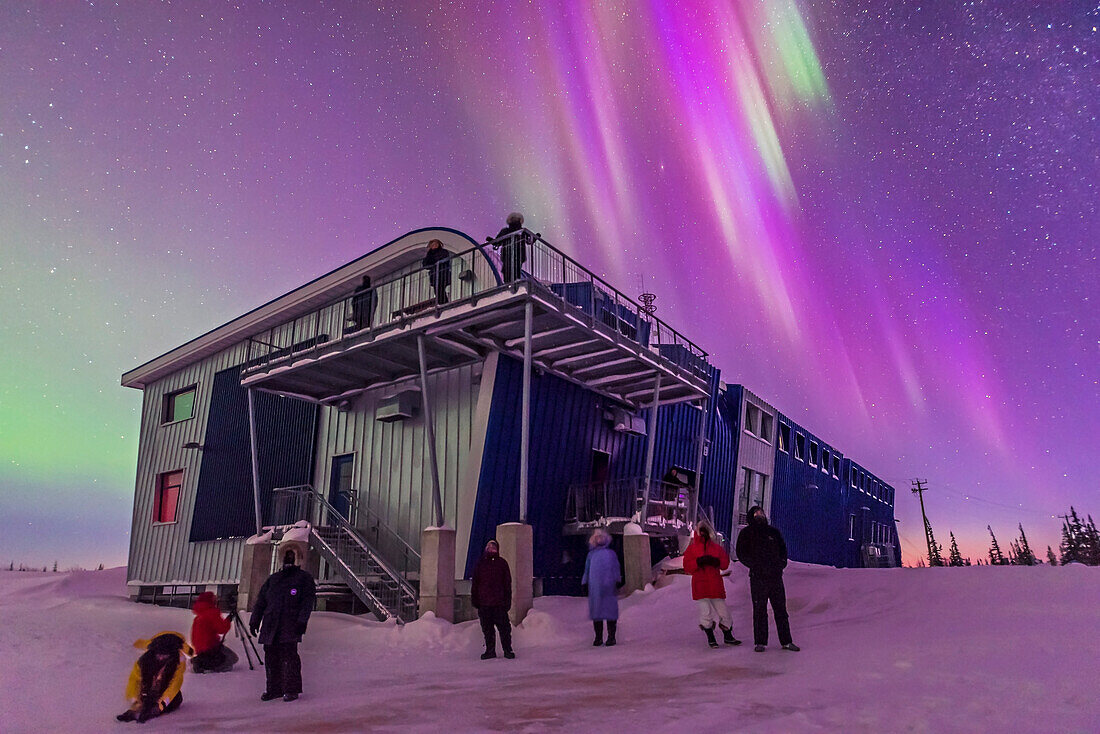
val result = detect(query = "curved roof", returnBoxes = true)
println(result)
[122,227,497,389]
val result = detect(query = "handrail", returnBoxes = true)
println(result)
[270,486,418,600]
[241,228,710,383]
[358,503,421,565]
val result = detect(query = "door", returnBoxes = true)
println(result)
[329,454,355,522]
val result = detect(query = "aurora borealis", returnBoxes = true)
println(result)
[1,1,1096,568]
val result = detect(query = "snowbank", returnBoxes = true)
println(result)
[1,564,1097,732]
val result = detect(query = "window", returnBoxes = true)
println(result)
[809,441,819,467]
[163,386,196,424]
[794,433,805,461]
[832,456,841,478]
[821,449,830,473]
[850,467,857,486]
[744,403,772,443]
[778,424,790,452]
[849,514,856,541]
[154,470,183,523]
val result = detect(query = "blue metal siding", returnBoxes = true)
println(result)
[190,366,317,541]
[841,457,900,566]
[466,356,736,589]
[770,415,847,567]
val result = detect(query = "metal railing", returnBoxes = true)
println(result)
[242,229,710,383]
[270,486,419,622]
[565,477,695,533]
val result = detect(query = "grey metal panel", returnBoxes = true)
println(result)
[311,361,482,560]
[126,342,252,586]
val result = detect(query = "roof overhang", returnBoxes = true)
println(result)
[121,227,493,389]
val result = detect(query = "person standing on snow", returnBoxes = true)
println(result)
[735,505,799,652]
[471,539,514,660]
[582,528,621,646]
[249,549,316,701]
[189,591,238,673]
[682,521,741,648]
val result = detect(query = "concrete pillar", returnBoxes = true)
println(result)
[496,522,533,625]
[623,531,652,592]
[237,541,273,612]
[419,527,456,622]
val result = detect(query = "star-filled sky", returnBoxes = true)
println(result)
[1,1,1096,569]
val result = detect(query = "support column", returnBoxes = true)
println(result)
[622,529,652,593]
[497,522,533,625]
[691,398,709,526]
[520,301,533,522]
[247,388,263,533]
[642,374,662,491]
[419,527,456,622]
[417,335,445,528]
[237,540,273,612]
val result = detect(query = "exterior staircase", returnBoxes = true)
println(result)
[271,486,419,623]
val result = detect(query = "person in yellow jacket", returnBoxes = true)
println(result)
[117,631,193,723]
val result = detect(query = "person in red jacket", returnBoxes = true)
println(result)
[189,592,238,673]
[682,522,741,648]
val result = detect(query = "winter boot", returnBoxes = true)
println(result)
[782,642,800,652]
[754,644,766,652]
[605,621,617,647]
[720,625,742,646]
[481,650,497,660]
[701,625,719,648]
[116,709,137,722]
[593,620,604,646]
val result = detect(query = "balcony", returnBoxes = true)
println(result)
[563,478,694,537]
[240,230,711,409]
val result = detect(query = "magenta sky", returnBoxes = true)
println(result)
[1,1,1096,568]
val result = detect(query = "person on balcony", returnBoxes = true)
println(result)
[682,521,741,648]
[471,539,514,660]
[492,212,527,283]
[249,549,316,701]
[189,592,238,673]
[423,238,453,305]
[349,275,377,331]
[582,528,621,646]
[736,505,799,653]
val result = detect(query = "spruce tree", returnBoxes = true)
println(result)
[988,526,1007,565]
[925,517,945,566]
[1014,524,1037,566]
[1060,507,1087,564]
[948,533,965,567]
[1083,514,1100,566]
[1046,545,1058,565]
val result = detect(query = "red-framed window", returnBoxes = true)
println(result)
[154,470,183,523]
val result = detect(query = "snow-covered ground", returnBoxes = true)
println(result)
[1,563,1097,733]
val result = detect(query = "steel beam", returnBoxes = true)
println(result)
[520,301,533,522]
[417,335,445,527]
[247,388,263,533]
[642,374,662,496]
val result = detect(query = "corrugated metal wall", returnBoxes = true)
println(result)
[842,458,900,567]
[127,343,252,586]
[311,362,483,557]
[466,356,735,591]
[191,365,317,541]
[770,415,848,567]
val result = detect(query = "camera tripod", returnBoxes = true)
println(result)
[227,607,264,670]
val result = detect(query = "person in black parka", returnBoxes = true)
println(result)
[735,506,800,652]
[249,549,316,701]
[470,539,514,660]
[422,238,453,305]
[492,212,527,283]
[349,274,378,331]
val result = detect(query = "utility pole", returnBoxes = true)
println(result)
[911,479,935,566]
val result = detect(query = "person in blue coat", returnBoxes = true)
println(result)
[581,528,622,646]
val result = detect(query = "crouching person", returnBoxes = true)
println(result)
[190,591,239,673]
[249,549,316,702]
[117,631,193,723]
[471,539,514,660]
